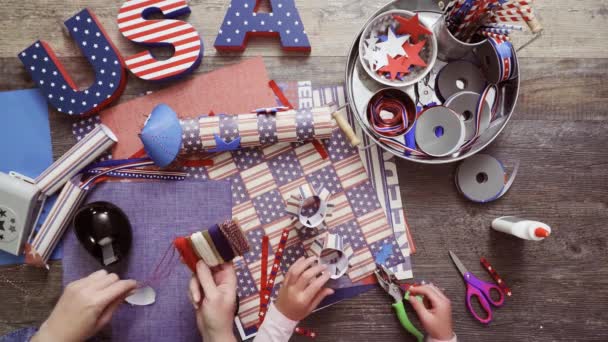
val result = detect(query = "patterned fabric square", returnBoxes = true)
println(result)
[370,237,406,268]
[232,200,261,233]
[227,174,249,205]
[347,247,377,283]
[268,150,305,186]
[325,192,355,228]
[306,165,343,195]
[324,129,359,162]
[219,114,239,143]
[294,142,331,174]
[252,189,286,225]
[244,228,273,264]
[357,208,394,246]
[181,165,209,181]
[333,154,368,190]
[346,182,382,218]
[295,109,314,141]
[235,261,259,298]
[232,147,265,171]
[280,242,307,273]
[278,177,309,202]
[206,152,239,180]
[258,114,278,145]
[241,161,277,198]
[333,220,367,251]
[181,118,203,154]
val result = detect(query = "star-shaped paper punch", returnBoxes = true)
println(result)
[376,28,410,58]
[393,13,432,43]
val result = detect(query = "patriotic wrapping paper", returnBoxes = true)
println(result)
[71,80,414,338]
[19,9,127,117]
[118,0,203,81]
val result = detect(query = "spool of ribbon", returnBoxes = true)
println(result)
[476,37,515,84]
[455,154,519,203]
[141,104,338,167]
[174,219,250,272]
[366,89,417,137]
[415,106,465,157]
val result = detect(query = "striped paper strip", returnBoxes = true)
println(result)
[35,124,116,196]
[26,176,88,267]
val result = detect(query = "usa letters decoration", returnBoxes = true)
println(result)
[18,9,127,117]
[214,0,311,52]
[118,0,204,81]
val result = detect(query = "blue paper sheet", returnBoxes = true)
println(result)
[0,88,60,264]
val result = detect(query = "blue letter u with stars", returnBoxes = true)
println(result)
[18,9,127,117]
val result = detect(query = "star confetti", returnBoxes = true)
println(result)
[376,28,410,58]
[371,50,390,71]
[401,40,428,69]
[393,14,432,43]
[379,55,410,80]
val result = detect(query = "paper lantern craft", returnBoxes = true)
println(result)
[175,219,250,272]
[18,9,127,117]
[141,103,336,167]
[118,0,203,81]
[214,0,311,52]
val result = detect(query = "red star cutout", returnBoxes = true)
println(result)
[393,14,432,43]
[379,55,410,80]
[401,40,428,70]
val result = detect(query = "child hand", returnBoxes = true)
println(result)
[408,284,454,341]
[189,261,237,342]
[274,256,335,321]
[32,270,137,342]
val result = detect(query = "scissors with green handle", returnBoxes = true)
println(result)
[374,265,424,342]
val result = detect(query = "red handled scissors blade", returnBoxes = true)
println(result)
[449,251,505,324]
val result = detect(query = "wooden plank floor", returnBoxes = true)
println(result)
[1,1,607,341]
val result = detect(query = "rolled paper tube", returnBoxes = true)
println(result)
[208,224,236,262]
[309,233,353,280]
[174,237,199,273]
[218,219,250,256]
[26,176,88,267]
[202,230,225,265]
[35,125,117,196]
[141,104,337,166]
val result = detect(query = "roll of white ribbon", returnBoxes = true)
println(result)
[415,106,465,157]
[456,154,519,203]
[445,91,492,141]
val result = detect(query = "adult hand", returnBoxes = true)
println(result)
[32,270,137,342]
[274,256,334,321]
[189,261,237,342]
[408,284,454,341]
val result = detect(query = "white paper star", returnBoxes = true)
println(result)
[371,50,389,71]
[376,28,410,58]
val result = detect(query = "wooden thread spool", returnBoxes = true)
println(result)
[332,107,361,147]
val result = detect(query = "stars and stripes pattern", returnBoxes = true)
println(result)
[71,81,413,338]
[118,0,203,81]
[19,9,127,116]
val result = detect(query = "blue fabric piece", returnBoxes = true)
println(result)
[140,104,183,167]
[62,180,232,341]
[0,327,37,342]
[0,89,61,264]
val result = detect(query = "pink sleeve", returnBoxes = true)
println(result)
[253,303,299,342]
[427,334,457,342]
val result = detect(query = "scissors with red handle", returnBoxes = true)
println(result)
[449,251,505,324]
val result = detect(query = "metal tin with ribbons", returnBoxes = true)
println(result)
[345,0,520,164]
[455,154,518,203]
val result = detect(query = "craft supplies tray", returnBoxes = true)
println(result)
[345,0,520,164]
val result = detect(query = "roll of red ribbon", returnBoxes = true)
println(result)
[366,88,416,137]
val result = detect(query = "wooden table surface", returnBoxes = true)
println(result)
[1,1,607,341]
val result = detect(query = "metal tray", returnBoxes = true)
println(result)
[345,0,520,164]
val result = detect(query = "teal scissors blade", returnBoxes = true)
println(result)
[449,251,505,324]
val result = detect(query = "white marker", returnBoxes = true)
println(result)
[491,216,551,241]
